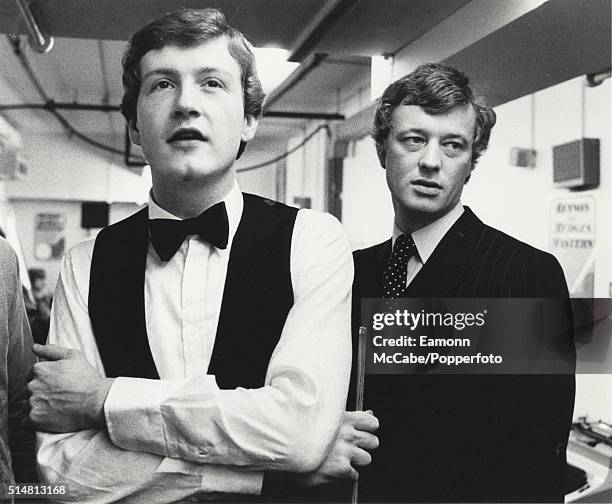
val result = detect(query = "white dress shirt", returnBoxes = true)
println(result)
[392,202,464,287]
[37,182,353,503]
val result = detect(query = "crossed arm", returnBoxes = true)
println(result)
[29,213,378,503]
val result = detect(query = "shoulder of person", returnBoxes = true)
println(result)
[0,235,16,260]
[96,206,148,237]
[0,236,18,281]
[352,240,390,265]
[482,222,560,267]
[295,207,343,230]
[63,238,96,267]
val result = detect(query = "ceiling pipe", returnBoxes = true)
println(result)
[14,0,54,53]
[265,111,344,120]
[586,67,611,87]
[0,102,342,121]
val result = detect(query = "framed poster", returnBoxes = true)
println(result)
[34,213,66,260]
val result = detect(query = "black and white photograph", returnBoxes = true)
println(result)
[0,1,610,503]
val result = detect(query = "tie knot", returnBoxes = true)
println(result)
[393,233,416,257]
[181,215,203,235]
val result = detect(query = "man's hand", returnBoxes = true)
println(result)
[28,343,114,433]
[302,410,379,486]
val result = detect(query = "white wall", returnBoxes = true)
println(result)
[235,139,284,200]
[573,375,612,420]
[463,77,610,298]
[3,129,149,288]
[341,137,394,250]
[284,123,328,210]
[7,132,149,204]
[9,199,141,289]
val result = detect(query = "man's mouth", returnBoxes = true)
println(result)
[411,179,442,189]
[167,128,207,143]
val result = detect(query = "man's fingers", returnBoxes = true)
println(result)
[350,447,372,467]
[32,343,75,361]
[354,430,379,450]
[344,410,380,431]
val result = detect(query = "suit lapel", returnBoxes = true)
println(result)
[405,207,485,297]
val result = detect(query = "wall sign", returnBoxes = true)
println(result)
[35,213,66,261]
[550,196,595,297]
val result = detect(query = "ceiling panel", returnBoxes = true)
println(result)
[1,0,329,49]
[444,0,612,107]
[269,56,370,114]
[313,0,472,56]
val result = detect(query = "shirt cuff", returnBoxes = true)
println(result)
[105,376,169,455]
[157,458,263,494]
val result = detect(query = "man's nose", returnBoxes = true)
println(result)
[172,84,201,119]
[418,142,442,171]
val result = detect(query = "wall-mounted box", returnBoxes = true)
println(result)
[553,138,600,189]
[510,147,536,168]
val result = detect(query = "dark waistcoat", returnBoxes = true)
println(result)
[88,193,297,389]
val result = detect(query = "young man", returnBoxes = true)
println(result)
[0,237,36,501]
[28,8,362,502]
[349,63,575,502]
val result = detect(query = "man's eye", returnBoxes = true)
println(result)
[444,142,464,151]
[203,79,223,89]
[403,136,425,145]
[151,80,173,91]
[402,137,425,150]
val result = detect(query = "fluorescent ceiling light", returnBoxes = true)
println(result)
[253,47,299,95]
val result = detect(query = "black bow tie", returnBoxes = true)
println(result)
[149,202,229,262]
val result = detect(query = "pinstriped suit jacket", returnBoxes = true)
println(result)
[353,207,569,299]
[350,207,575,503]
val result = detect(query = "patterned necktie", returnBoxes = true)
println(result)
[382,233,417,298]
[149,201,229,262]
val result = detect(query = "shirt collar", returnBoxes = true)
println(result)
[147,179,243,248]
[393,202,464,264]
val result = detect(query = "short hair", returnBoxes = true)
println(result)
[120,8,265,158]
[372,63,496,168]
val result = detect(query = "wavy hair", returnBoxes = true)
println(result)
[120,8,265,158]
[372,63,496,168]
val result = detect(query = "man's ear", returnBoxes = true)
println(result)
[241,115,258,142]
[128,119,141,146]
